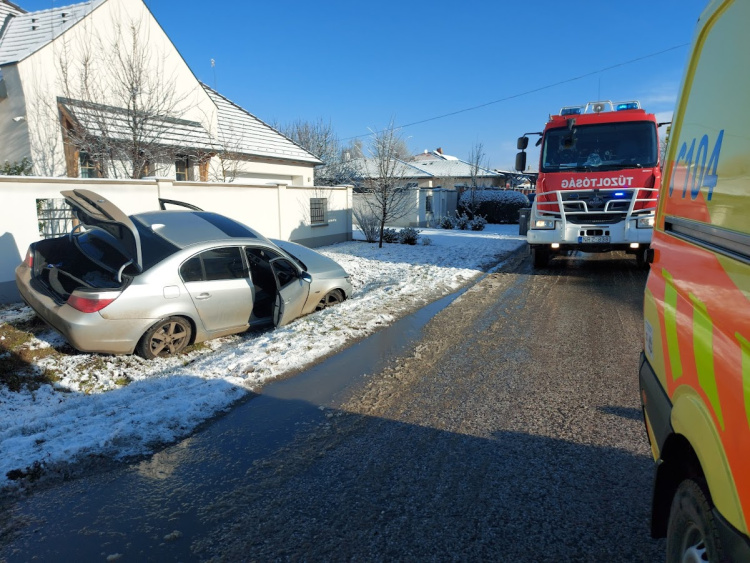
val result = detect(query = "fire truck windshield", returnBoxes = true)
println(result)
[541,121,657,173]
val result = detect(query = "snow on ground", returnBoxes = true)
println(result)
[0,225,525,490]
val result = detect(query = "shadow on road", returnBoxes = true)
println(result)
[1,393,664,562]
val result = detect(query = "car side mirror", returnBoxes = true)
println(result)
[300,271,313,283]
[517,136,529,150]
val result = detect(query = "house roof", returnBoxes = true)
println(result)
[0,1,24,22]
[59,97,216,151]
[349,157,431,180]
[0,1,103,66]
[352,155,499,181]
[202,84,322,165]
[408,158,499,179]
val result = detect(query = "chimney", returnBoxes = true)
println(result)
[436,147,443,154]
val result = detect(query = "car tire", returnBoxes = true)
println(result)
[137,316,192,359]
[666,479,725,563]
[532,247,550,268]
[315,289,344,312]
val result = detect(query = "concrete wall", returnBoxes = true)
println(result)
[0,175,352,303]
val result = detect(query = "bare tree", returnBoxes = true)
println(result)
[464,141,488,215]
[55,16,195,179]
[25,85,65,176]
[276,118,357,186]
[358,122,415,247]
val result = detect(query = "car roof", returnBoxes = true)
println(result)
[133,210,270,249]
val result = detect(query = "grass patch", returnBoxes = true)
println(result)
[0,317,64,392]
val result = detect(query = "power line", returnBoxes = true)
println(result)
[342,43,689,142]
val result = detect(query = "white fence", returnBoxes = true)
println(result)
[0,176,353,303]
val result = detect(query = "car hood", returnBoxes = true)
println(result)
[62,189,143,272]
[271,239,348,279]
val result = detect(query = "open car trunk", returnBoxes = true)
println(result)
[26,189,146,303]
[30,234,133,303]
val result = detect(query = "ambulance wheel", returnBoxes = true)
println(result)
[666,479,724,563]
[532,247,550,268]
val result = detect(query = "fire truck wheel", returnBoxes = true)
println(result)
[636,248,648,269]
[666,479,724,563]
[532,247,550,268]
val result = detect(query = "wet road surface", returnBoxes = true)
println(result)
[0,250,664,561]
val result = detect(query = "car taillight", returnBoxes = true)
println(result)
[67,291,120,313]
[24,248,33,268]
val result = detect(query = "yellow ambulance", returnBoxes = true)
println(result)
[640,0,750,560]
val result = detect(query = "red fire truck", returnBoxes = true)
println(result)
[516,101,663,268]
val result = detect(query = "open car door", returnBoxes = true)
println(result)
[271,257,309,327]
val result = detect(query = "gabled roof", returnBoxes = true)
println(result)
[202,84,322,165]
[0,0,103,66]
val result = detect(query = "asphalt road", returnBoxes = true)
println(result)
[1,250,665,561]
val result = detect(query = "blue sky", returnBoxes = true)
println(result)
[21,0,710,169]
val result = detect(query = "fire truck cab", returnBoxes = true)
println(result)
[640,0,750,560]
[516,100,662,268]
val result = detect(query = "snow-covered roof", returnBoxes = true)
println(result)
[0,1,103,66]
[202,84,322,165]
[350,157,431,179]
[352,155,499,180]
[59,97,216,151]
[409,158,499,178]
[0,1,24,24]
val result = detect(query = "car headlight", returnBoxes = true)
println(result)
[533,219,555,229]
[637,216,655,228]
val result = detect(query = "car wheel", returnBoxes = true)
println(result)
[315,289,344,312]
[666,479,724,563]
[137,317,192,359]
[532,247,550,268]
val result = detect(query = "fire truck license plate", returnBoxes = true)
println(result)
[579,235,610,243]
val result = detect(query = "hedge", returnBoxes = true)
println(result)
[458,189,531,224]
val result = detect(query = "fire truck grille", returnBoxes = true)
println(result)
[565,213,626,224]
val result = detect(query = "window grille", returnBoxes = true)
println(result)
[310,198,327,224]
[37,198,74,238]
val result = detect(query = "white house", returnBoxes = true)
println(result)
[0,0,355,304]
[0,0,322,184]
[351,149,503,227]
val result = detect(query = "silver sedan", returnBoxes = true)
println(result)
[15,189,352,358]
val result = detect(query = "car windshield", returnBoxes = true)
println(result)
[541,121,657,172]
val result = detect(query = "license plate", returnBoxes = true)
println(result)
[579,235,610,243]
